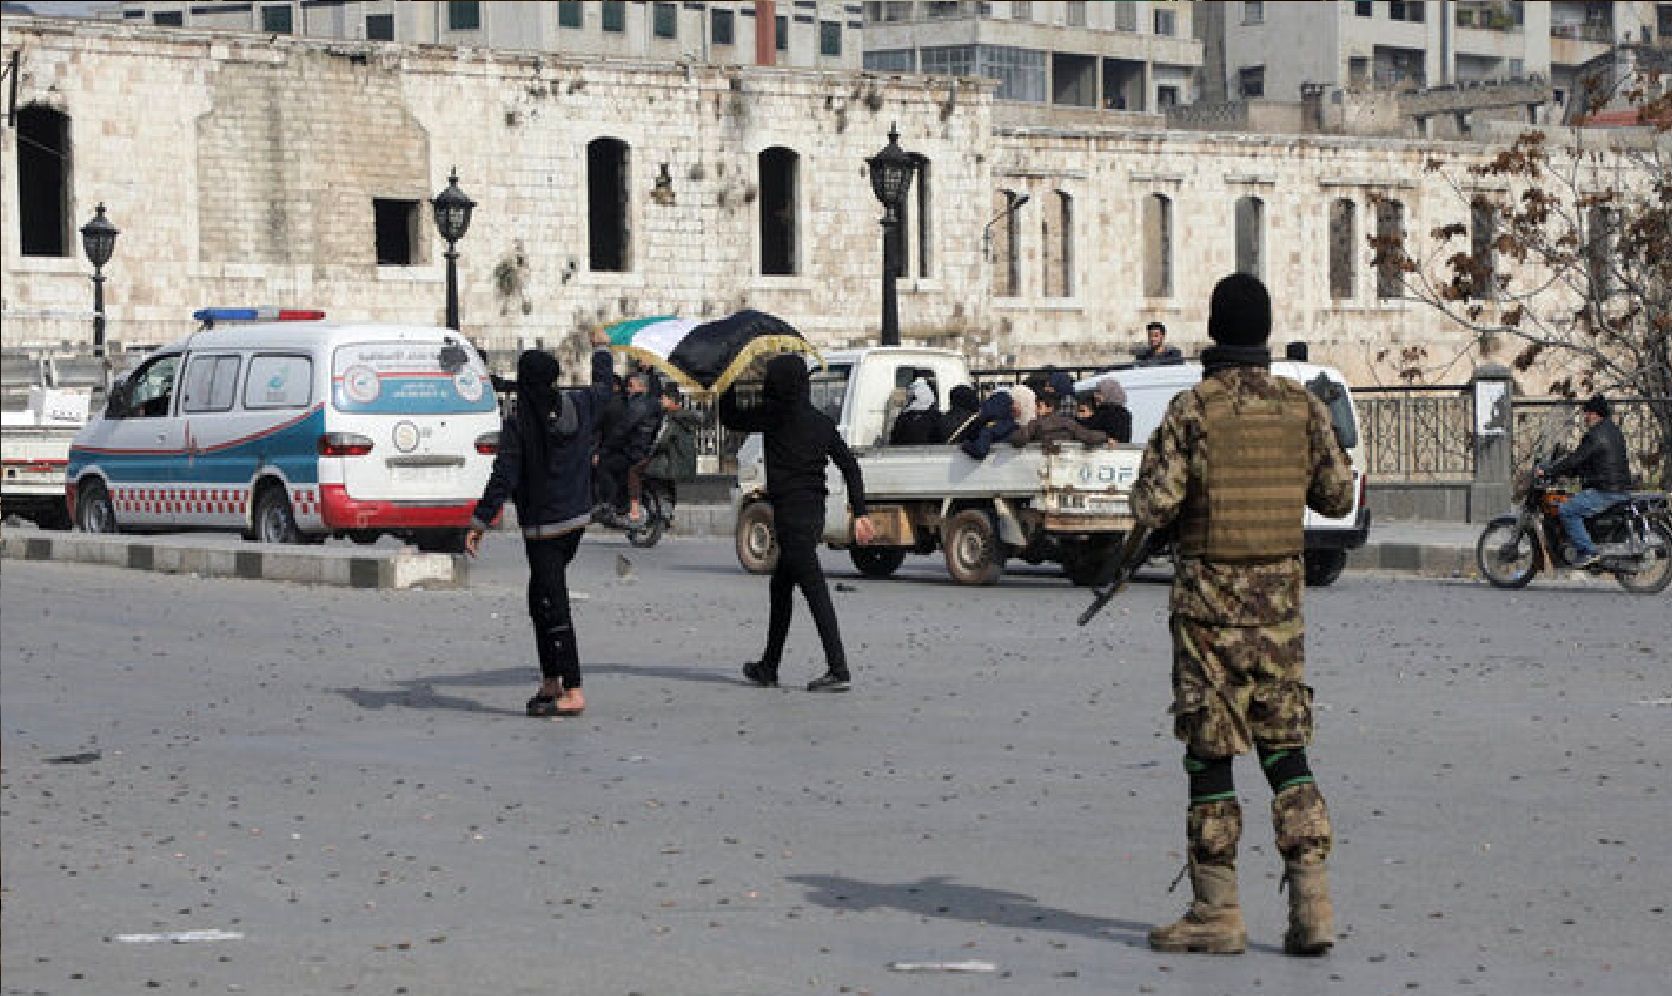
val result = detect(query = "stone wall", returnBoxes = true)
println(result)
[0,16,1624,393]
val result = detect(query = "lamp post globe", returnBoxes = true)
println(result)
[431,168,476,332]
[79,202,119,361]
[865,124,917,347]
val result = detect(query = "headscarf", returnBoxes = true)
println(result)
[904,378,936,413]
[1096,378,1127,407]
[762,353,810,408]
[515,349,563,512]
[1009,384,1037,427]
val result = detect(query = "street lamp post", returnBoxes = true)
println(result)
[867,123,918,348]
[430,167,476,333]
[79,202,119,363]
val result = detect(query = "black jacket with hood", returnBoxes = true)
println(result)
[473,348,614,537]
[719,354,868,515]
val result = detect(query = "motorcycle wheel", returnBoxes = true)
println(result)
[1615,519,1672,595]
[1476,517,1542,589]
[626,487,667,549]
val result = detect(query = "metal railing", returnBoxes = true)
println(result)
[1512,397,1668,487]
[1352,385,1477,480]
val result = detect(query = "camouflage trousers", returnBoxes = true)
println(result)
[1172,614,1332,865]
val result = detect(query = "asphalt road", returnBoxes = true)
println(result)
[2,536,1668,995]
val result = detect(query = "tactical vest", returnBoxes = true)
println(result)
[1176,377,1311,561]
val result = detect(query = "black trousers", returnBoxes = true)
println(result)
[595,452,632,512]
[524,530,583,688]
[762,500,847,677]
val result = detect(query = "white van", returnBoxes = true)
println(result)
[66,308,501,551]
[1077,358,1371,586]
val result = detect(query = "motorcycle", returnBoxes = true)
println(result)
[1475,463,1671,594]
[622,477,677,549]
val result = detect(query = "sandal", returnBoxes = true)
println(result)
[554,689,586,717]
[526,693,559,717]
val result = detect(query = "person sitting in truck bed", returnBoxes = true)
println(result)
[889,378,944,446]
[1078,378,1133,444]
[942,384,981,443]
[1011,372,1109,448]
[958,389,1019,459]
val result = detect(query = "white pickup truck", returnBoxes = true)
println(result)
[730,347,1144,585]
[1,384,91,529]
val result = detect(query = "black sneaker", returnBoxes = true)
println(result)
[1574,552,1602,570]
[742,661,779,687]
[806,671,851,693]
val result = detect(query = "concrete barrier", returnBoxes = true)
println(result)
[0,531,461,589]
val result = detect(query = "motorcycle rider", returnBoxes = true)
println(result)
[1540,394,1633,568]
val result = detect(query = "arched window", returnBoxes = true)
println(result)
[1376,198,1405,299]
[588,137,631,272]
[1043,190,1073,298]
[1143,193,1172,298]
[991,188,1021,297]
[897,154,931,279]
[1234,195,1264,279]
[1329,198,1356,300]
[16,105,73,257]
[758,146,799,275]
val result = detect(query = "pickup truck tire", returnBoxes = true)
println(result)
[75,479,118,534]
[944,509,1003,585]
[735,501,778,574]
[1303,549,1348,587]
[850,547,906,578]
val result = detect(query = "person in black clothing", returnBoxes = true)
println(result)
[596,370,659,524]
[1541,394,1634,567]
[1079,378,1133,443]
[465,331,614,718]
[720,354,877,692]
[1134,321,1184,366]
[943,384,981,443]
[889,378,944,445]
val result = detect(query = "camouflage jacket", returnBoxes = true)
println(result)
[1131,366,1355,625]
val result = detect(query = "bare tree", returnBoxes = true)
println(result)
[1371,67,1672,487]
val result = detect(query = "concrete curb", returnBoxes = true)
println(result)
[0,532,462,589]
[1346,540,1477,578]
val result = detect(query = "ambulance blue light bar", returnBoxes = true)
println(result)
[193,307,327,324]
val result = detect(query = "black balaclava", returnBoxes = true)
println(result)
[1204,272,1273,371]
[762,353,811,408]
[515,350,563,511]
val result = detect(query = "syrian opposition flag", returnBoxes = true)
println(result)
[603,310,819,397]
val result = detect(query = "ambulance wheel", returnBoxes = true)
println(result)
[254,484,302,545]
[76,480,118,534]
[735,501,778,575]
[944,509,1004,586]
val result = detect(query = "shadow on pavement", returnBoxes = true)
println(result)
[586,662,751,686]
[332,665,534,717]
[787,873,1152,948]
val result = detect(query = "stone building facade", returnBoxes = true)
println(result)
[0,15,1616,388]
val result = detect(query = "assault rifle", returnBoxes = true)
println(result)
[1076,523,1161,627]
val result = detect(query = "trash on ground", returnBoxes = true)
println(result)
[887,960,998,973]
[115,930,245,944]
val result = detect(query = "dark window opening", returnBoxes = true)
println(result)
[373,198,420,266]
[558,0,583,28]
[1376,198,1405,299]
[712,8,734,43]
[588,138,632,273]
[1329,198,1357,299]
[1235,195,1264,279]
[1239,65,1265,98]
[366,13,394,39]
[153,10,184,26]
[776,14,789,50]
[16,105,72,258]
[1469,198,1498,300]
[820,20,842,56]
[262,4,293,34]
[1153,7,1176,35]
[915,157,931,278]
[993,189,1022,297]
[1144,193,1172,298]
[759,147,799,275]
[602,0,626,32]
[448,1,481,30]
[1355,0,1373,15]
[1043,190,1073,298]
[654,2,678,38]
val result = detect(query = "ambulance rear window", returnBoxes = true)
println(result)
[331,341,496,415]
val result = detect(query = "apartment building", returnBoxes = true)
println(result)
[106,0,864,69]
[1209,1,1667,114]
[861,0,1202,114]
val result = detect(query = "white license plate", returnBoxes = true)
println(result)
[388,466,457,485]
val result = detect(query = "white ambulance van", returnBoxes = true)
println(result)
[1077,356,1372,586]
[65,308,501,551]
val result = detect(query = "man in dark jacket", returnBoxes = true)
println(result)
[720,354,876,692]
[1135,321,1184,366]
[597,370,660,524]
[643,382,702,483]
[958,390,1018,458]
[465,331,614,718]
[1543,394,1633,567]
[943,385,982,443]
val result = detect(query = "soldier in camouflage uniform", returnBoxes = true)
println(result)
[1130,273,1355,957]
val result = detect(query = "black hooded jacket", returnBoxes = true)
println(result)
[942,385,981,443]
[719,354,868,515]
[1549,418,1633,492]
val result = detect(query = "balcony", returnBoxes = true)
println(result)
[1550,22,1615,43]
